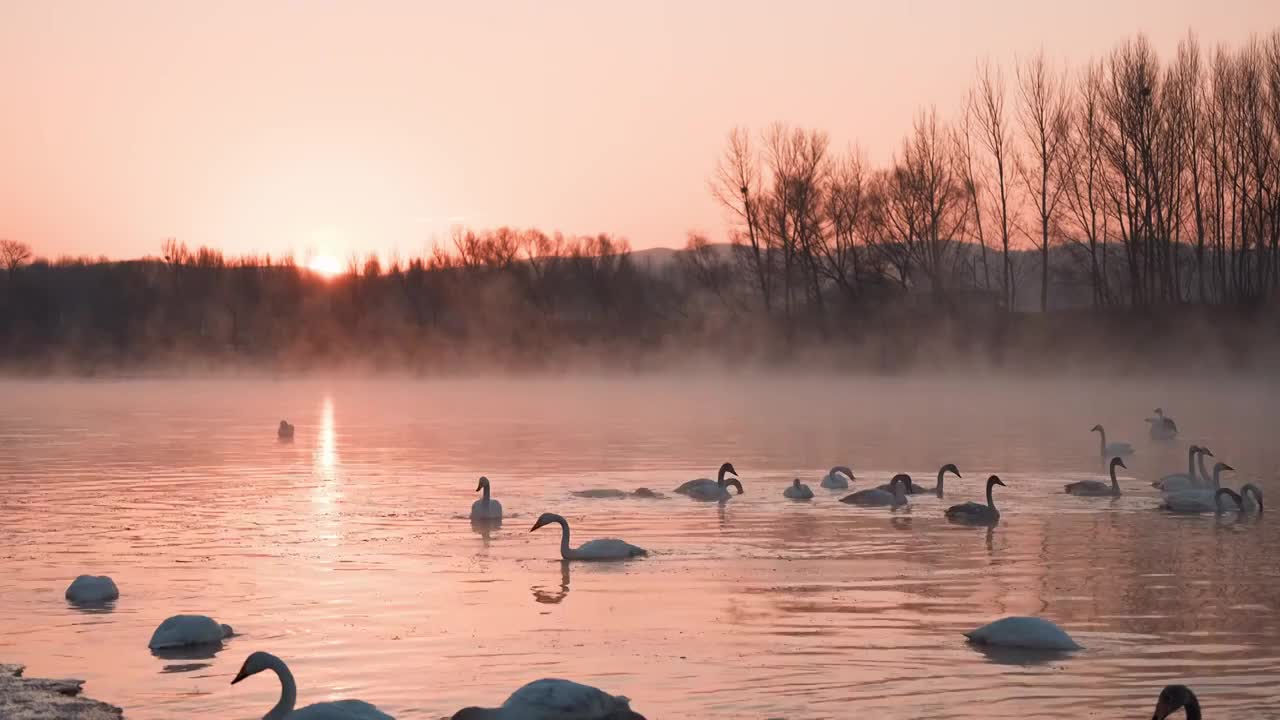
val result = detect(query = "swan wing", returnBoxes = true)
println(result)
[820,473,849,489]
[287,700,395,719]
[1161,489,1217,513]
[470,498,503,519]
[674,479,717,497]
[840,488,892,506]
[965,616,1082,650]
[502,678,636,719]
[1155,473,1194,491]
[574,538,646,560]
[1064,480,1108,496]
[572,489,628,499]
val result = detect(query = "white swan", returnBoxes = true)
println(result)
[840,474,910,508]
[278,420,295,440]
[673,462,743,501]
[530,513,646,561]
[819,465,855,489]
[783,479,814,500]
[450,678,645,720]
[945,475,1006,525]
[964,616,1082,651]
[148,614,233,649]
[65,575,119,604]
[231,651,394,719]
[1161,462,1234,513]
[1065,457,1125,497]
[1153,445,1211,492]
[1218,485,1264,515]
[1090,424,1133,457]
[470,476,503,521]
[1146,407,1179,440]
[1152,685,1200,720]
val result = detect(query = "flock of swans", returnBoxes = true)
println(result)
[50,407,1258,719]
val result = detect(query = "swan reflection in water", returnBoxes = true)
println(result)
[532,561,572,604]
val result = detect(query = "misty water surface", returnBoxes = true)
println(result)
[0,376,1277,719]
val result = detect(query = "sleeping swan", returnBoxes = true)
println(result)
[451,678,646,720]
[783,479,814,500]
[964,616,1082,651]
[65,575,119,604]
[470,476,503,521]
[945,475,1006,525]
[148,614,233,649]
[673,462,744,501]
[231,651,394,719]
[530,513,646,561]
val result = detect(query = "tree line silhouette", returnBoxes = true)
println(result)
[1,30,1278,374]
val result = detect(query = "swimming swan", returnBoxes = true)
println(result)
[879,464,960,496]
[1066,457,1125,497]
[1161,463,1234,513]
[148,614,233,649]
[673,462,743,501]
[530,513,646,561]
[945,475,1006,525]
[1217,485,1264,514]
[65,575,119,604]
[1151,684,1200,720]
[277,421,295,440]
[1146,408,1179,440]
[783,479,814,500]
[470,477,503,521]
[964,616,1082,651]
[1090,424,1133,457]
[840,474,910,508]
[450,678,646,720]
[1153,446,1212,492]
[820,465,855,489]
[231,651,394,719]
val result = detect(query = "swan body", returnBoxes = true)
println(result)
[819,465,855,489]
[1154,446,1211,492]
[841,474,909,508]
[674,462,743,501]
[1090,424,1133,457]
[148,614,233,649]
[964,616,1082,651]
[278,420,295,439]
[1162,463,1234,513]
[783,479,814,500]
[232,651,394,720]
[470,476,503,521]
[451,678,645,720]
[1152,684,1201,720]
[631,488,664,499]
[65,575,119,604]
[945,475,1005,525]
[531,513,646,561]
[572,488,665,499]
[1146,408,1179,441]
[1065,457,1125,497]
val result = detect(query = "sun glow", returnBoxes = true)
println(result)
[308,255,343,278]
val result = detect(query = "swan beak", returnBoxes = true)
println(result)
[530,519,547,532]
[231,668,249,685]
[1223,464,1234,472]
[475,481,483,492]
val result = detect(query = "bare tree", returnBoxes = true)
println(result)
[1060,60,1110,305]
[1,239,34,274]
[969,61,1019,308]
[712,128,772,312]
[1016,51,1072,311]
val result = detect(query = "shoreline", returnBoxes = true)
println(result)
[0,664,123,720]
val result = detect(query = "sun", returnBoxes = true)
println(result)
[308,255,343,278]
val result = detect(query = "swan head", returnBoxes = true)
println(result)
[231,651,278,685]
[830,465,855,480]
[530,513,563,532]
[475,476,490,492]
[1153,407,1164,416]
[1152,684,1198,720]
[890,473,911,492]
[1198,446,1214,457]
[940,463,961,478]
[718,462,738,484]
[1215,462,1234,474]
[792,479,802,487]
[987,475,1006,488]
[1090,424,1103,433]
[725,478,745,495]
[1242,483,1264,512]
[1111,456,1127,470]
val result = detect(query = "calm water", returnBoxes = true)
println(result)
[0,376,1278,719]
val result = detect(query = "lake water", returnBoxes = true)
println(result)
[0,376,1277,719]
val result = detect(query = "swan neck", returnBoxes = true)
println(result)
[556,517,571,558]
[1110,462,1120,489]
[936,468,946,494]
[1097,428,1106,455]
[1187,447,1197,479]
[266,655,296,720]
[1185,696,1202,720]
[1195,452,1210,486]
[482,482,491,503]
[986,481,996,510]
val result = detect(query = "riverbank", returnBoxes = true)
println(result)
[0,664,123,719]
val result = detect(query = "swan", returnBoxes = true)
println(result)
[945,475,1006,525]
[964,616,1082,651]
[820,465,855,489]
[1151,684,1200,720]
[840,474,910,508]
[231,651,394,719]
[572,488,666,499]
[1065,457,1125,497]
[1218,485,1264,514]
[673,462,743,501]
[1161,463,1234,513]
[1090,424,1133,457]
[470,477,503,521]
[878,464,960,496]
[1154,446,1212,492]
[1146,408,1179,440]
[278,420,295,440]
[783,479,814,500]
[65,575,119,604]
[450,678,645,720]
[530,513,646,561]
[148,614,233,649]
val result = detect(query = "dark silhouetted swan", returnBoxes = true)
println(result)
[674,462,743,501]
[231,651,393,719]
[148,614,233,650]
[783,478,814,500]
[1151,684,1200,720]
[1066,457,1125,497]
[945,475,1005,525]
[470,476,503,521]
[964,616,1082,650]
[65,575,118,604]
[841,474,909,508]
[451,678,645,720]
[277,420,295,440]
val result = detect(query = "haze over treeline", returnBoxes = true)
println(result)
[2,29,1279,375]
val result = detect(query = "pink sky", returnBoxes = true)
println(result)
[0,0,1269,262]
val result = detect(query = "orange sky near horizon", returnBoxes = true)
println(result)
[0,0,1271,264]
